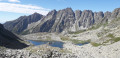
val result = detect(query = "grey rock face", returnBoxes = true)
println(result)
[73,10,82,31]
[32,10,57,33]
[104,11,111,19]
[103,11,111,23]
[110,8,120,20]
[72,10,95,31]
[50,8,76,32]
[75,10,82,20]
[79,10,94,28]
[94,11,104,24]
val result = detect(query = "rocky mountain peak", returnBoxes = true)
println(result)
[47,9,57,16]
[111,8,120,20]
[32,12,40,15]
[104,11,111,20]
[83,10,93,13]
[104,11,111,16]
[81,10,94,18]
[64,7,73,11]
[58,7,74,15]
[97,11,104,17]
[113,8,120,13]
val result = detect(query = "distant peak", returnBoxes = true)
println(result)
[75,10,82,11]
[66,7,72,9]
[82,10,93,13]
[114,8,120,10]
[50,9,57,13]
[83,10,92,12]
[47,9,57,15]
[63,7,73,11]
[75,10,82,13]
[105,11,111,14]
[33,12,40,15]
[113,8,120,12]
[31,12,44,17]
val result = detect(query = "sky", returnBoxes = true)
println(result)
[0,0,120,23]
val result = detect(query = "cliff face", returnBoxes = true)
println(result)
[0,24,27,49]
[3,8,120,34]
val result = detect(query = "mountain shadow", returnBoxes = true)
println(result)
[0,23,28,49]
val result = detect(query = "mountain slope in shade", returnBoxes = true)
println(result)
[4,8,120,34]
[4,13,44,34]
[0,23,28,49]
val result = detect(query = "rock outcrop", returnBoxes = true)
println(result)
[110,8,120,20]
[0,44,78,58]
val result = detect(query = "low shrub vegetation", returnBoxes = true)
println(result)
[21,30,29,35]
[103,34,120,44]
[60,36,90,44]
[107,34,114,38]
[60,36,69,41]
[90,42,102,47]
[69,30,86,34]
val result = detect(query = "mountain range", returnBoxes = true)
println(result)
[3,8,120,34]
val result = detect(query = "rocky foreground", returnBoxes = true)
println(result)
[0,44,78,58]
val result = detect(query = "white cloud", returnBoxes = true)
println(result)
[8,0,20,2]
[0,2,50,15]
[0,0,20,2]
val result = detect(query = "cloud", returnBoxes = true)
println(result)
[0,2,50,15]
[8,0,20,3]
[0,0,20,2]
